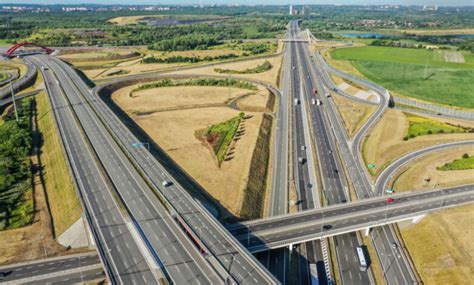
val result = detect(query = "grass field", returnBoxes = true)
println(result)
[332,92,375,138]
[36,92,82,235]
[113,84,271,219]
[0,72,9,81]
[438,154,474,171]
[362,109,474,177]
[169,55,283,86]
[404,113,468,139]
[401,203,474,284]
[330,46,474,108]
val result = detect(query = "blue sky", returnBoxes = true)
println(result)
[2,1,473,6]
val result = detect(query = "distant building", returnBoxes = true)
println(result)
[289,5,293,15]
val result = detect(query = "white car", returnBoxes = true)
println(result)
[162,181,171,187]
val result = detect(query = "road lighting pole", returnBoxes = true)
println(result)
[9,77,19,122]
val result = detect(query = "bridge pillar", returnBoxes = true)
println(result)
[289,244,293,252]
[365,227,371,236]
[412,214,426,224]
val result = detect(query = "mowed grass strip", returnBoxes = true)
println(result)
[330,46,474,108]
[404,113,469,140]
[437,154,474,171]
[36,92,82,235]
[214,60,272,74]
[205,113,244,163]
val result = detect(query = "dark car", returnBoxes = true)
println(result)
[323,225,332,230]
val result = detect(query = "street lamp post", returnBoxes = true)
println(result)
[9,77,19,122]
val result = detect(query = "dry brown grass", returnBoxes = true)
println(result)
[112,84,269,114]
[363,109,474,177]
[113,85,271,218]
[36,92,82,235]
[167,56,283,86]
[108,15,153,25]
[390,146,474,192]
[401,203,474,284]
[332,93,375,138]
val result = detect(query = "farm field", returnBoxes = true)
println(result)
[362,109,474,177]
[330,46,474,108]
[112,84,272,219]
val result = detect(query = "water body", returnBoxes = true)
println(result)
[341,33,395,38]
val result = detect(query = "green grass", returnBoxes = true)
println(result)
[205,113,244,163]
[330,46,474,108]
[437,154,474,171]
[0,72,9,81]
[404,113,468,140]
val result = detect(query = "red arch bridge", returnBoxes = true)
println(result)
[5,42,54,57]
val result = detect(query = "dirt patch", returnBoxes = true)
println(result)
[167,56,283,86]
[332,93,375,138]
[390,146,474,192]
[363,109,474,177]
[401,203,474,284]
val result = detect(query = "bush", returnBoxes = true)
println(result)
[427,130,432,134]
[463,153,470,159]
[403,136,409,141]
[409,133,415,138]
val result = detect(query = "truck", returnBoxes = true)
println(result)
[309,263,319,285]
[316,99,322,106]
[311,98,316,105]
[356,246,368,271]
[294,98,300,105]
[298,157,306,164]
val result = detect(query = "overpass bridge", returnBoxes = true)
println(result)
[227,185,474,253]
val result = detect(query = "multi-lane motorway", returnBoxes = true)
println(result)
[30,55,278,284]
[5,19,474,285]
[229,185,474,250]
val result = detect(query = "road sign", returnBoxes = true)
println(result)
[368,164,376,169]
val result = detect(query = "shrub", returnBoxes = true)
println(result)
[463,153,469,159]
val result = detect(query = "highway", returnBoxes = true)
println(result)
[0,60,37,100]
[31,55,227,284]
[0,253,103,284]
[287,21,329,285]
[228,185,474,251]
[290,22,372,284]
[29,59,159,284]
[308,42,419,284]
[44,55,279,284]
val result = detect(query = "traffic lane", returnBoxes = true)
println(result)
[237,192,474,247]
[48,59,214,284]
[296,42,370,285]
[0,254,100,282]
[35,61,157,284]
[48,56,272,284]
[25,268,105,285]
[229,185,469,236]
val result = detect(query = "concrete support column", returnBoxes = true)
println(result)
[289,244,293,252]
[365,227,371,236]
[412,214,426,224]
